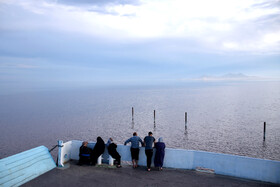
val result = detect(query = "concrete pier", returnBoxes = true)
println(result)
[57,140,280,184]
[23,160,278,187]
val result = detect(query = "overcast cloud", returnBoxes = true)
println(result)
[0,0,279,93]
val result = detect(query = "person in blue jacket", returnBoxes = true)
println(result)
[124,132,144,168]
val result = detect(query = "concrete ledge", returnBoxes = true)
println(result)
[193,150,280,184]
[58,140,280,184]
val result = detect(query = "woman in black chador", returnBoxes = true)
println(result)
[107,138,122,168]
[78,141,91,165]
[91,136,105,165]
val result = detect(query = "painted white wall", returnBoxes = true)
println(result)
[61,141,72,164]
[58,140,280,184]
[192,150,280,184]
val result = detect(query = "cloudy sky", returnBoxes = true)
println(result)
[0,0,280,91]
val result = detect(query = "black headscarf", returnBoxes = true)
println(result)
[93,136,105,156]
[108,142,117,155]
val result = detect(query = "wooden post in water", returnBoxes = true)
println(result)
[132,107,134,121]
[153,110,156,128]
[263,122,266,141]
[131,107,135,129]
[185,112,187,130]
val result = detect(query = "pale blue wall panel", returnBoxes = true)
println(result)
[0,146,56,187]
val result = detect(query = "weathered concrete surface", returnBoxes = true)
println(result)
[23,161,279,187]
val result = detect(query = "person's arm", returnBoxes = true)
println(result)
[139,137,144,147]
[143,137,147,147]
[124,138,131,145]
[106,138,112,147]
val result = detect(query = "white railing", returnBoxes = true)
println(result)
[58,140,280,184]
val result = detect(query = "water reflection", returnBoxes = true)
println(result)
[262,140,267,148]
[153,122,157,131]
[183,130,188,143]
[1,82,280,160]
[131,120,135,129]
[184,129,188,136]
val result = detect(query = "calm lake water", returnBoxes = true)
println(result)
[0,81,280,161]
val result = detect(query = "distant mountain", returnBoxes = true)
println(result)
[222,73,248,78]
[194,73,261,81]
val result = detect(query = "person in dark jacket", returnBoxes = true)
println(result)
[107,138,122,168]
[154,137,165,171]
[91,137,105,165]
[144,131,155,171]
[78,141,91,165]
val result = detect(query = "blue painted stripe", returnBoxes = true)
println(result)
[81,154,90,157]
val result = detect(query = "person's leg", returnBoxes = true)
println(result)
[85,156,91,165]
[131,148,136,168]
[146,149,153,171]
[78,156,83,165]
[115,153,121,168]
[91,153,100,166]
[135,148,139,167]
[90,156,95,165]
[90,151,96,165]
[131,159,135,168]
[116,154,121,166]
[160,154,164,170]
[160,159,163,170]
[145,150,149,169]
[111,152,121,167]
[148,150,153,169]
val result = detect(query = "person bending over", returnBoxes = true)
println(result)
[107,138,122,168]
[154,137,165,171]
[124,132,144,168]
[144,132,155,171]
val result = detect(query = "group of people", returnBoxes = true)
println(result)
[78,136,122,168]
[78,131,165,171]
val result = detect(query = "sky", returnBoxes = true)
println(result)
[0,0,280,92]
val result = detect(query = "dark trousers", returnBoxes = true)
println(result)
[131,148,139,160]
[90,154,99,165]
[112,153,121,165]
[145,149,153,169]
[78,156,91,165]
[110,152,121,165]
